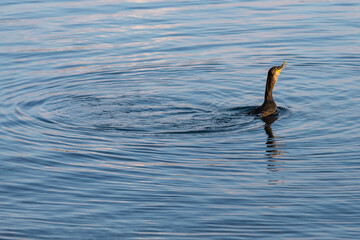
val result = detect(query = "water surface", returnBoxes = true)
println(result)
[1,0,360,239]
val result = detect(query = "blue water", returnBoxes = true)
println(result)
[1,0,360,239]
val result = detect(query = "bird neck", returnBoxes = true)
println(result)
[264,74,277,103]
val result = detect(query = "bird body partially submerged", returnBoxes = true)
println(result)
[249,61,286,118]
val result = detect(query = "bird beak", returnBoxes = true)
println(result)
[276,61,287,73]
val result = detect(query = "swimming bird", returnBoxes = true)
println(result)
[249,61,287,118]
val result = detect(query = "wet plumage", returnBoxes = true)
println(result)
[249,61,286,118]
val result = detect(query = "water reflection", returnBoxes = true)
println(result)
[262,116,284,185]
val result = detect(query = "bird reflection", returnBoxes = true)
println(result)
[262,115,284,185]
[264,123,281,159]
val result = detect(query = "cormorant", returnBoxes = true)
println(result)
[249,61,286,118]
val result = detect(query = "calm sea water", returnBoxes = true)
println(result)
[1,0,360,239]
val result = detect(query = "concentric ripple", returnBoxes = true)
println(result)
[8,81,268,136]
